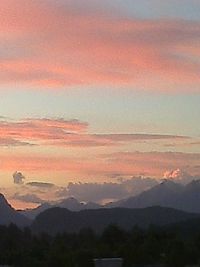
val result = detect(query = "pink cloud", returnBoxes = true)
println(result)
[0,151,200,179]
[163,168,185,180]
[0,0,199,92]
[0,118,188,147]
[103,151,200,177]
[0,118,88,141]
[0,137,32,146]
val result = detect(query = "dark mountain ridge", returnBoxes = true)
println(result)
[31,206,199,235]
[20,197,101,219]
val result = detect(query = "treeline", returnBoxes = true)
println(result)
[0,223,200,267]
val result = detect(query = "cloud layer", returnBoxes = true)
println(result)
[1,151,199,181]
[6,170,200,206]
[66,177,158,203]
[0,0,200,92]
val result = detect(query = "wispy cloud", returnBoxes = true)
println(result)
[26,181,55,188]
[0,137,33,146]
[0,0,199,92]
[0,118,188,147]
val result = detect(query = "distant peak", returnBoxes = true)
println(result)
[160,179,176,185]
[0,193,6,201]
[63,197,78,202]
[0,193,11,207]
[186,179,200,188]
[190,179,200,184]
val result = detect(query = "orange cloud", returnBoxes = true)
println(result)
[0,151,200,179]
[0,0,200,92]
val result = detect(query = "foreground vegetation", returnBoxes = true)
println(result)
[0,222,200,267]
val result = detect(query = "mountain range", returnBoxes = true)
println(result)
[20,197,101,219]
[1,179,200,233]
[31,206,198,234]
[108,179,200,213]
[20,179,200,220]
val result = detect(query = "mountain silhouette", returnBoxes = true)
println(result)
[21,179,200,220]
[0,193,30,227]
[31,206,198,235]
[107,179,200,213]
[20,197,101,219]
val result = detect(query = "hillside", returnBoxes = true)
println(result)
[31,206,198,235]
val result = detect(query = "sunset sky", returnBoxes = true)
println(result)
[0,0,200,209]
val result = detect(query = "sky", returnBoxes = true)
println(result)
[0,0,200,209]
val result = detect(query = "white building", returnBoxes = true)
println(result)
[94,258,123,267]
